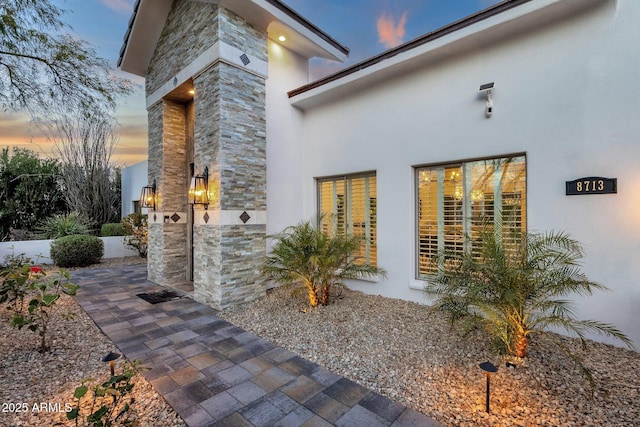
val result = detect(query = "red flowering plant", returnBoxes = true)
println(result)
[1,253,79,352]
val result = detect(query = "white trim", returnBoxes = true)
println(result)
[146,40,268,109]
[194,209,267,226]
[148,212,189,224]
[409,280,427,291]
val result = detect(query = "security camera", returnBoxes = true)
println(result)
[486,98,493,117]
[479,82,494,118]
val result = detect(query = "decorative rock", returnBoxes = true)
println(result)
[219,285,640,427]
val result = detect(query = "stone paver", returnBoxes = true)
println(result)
[72,265,442,427]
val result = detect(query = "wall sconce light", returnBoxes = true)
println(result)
[479,361,498,413]
[102,351,121,376]
[479,82,494,118]
[189,166,209,209]
[140,179,156,210]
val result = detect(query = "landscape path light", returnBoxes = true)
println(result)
[479,361,498,413]
[102,351,121,376]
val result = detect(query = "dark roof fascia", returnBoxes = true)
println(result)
[287,0,533,98]
[264,0,349,56]
[117,0,141,68]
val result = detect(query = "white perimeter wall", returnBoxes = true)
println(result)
[0,237,139,264]
[278,0,640,346]
[121,160,149,218]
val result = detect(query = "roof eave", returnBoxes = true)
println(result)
[117,0,348,78]
[288,0,608,108]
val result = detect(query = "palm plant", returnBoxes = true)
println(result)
[425,220,634,361]
[35,211,89,239]
[262,217,386,307]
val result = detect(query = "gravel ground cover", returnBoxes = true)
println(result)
[2,256,639,426]
[0,257,185,427]
[218,286,640,427]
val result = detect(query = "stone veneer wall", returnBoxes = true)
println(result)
[218,7,267,62]
[146,102,164,284]
[146,1,268,307]
[146,0,219,94]
[146,99,189,284]
[191,8,267,309]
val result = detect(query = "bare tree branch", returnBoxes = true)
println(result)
[0,0,133,121]
[51,112,120,231]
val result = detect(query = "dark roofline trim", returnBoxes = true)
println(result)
[264,0,349,55]
[117,0,349,69]
[117,0,140,67]
[287,0,533,98]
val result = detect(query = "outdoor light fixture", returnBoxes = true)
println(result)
[278,35,286,42]
[140,179,156,210]
[479,361,498,413]
[479,82,494,117]
[189,166,209,208]
[102,351,121,376]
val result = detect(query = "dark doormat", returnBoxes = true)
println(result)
[136,290,183,304]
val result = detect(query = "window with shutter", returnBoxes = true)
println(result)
[318,173,377,266]
[416,155,526,278]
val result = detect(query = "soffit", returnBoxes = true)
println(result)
[289,0,610,110]
[118,0,348,77]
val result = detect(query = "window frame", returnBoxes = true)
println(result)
[414,153,527,279]
[316,171,378,267]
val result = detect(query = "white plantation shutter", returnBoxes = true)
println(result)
[417,156,526,277]
[318,173,377,266]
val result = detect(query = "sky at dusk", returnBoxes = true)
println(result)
[0,0,500,166]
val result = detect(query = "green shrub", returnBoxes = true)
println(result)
[101,222,126,237]
[121,213,147,258]
[36,212,89,239]
[263,216,387,307]
[50,235,104,267]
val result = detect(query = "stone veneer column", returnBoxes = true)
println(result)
[144,0,218,287]
[191,7,267,309]
[144,1,268,307]
[146,100,189,285]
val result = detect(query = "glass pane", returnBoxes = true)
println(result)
[442,166,464,262]
[318,179,345,236]
[416,156,526,278]
[417,169,439,276]
[500,156,527,256]
[318,174,377,267]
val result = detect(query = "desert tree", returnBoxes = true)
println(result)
[0,0,132,120]
[52,111,120,232]
[0,147,68,240]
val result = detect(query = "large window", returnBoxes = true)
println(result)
[416,155,526,277]
[318,173,377,266]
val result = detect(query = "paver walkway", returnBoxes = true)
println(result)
[72,264,442,427]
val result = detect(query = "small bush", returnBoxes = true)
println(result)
[122,213,147,258]
[101,223,126,237]
[36,212,89,239]
[50,235,104,267]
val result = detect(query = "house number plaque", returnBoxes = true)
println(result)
[566,177,617,195]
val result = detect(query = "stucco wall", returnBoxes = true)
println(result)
[121,160,148,217]
[0,237,139,264]
[283,0,640,346]
[265,38,310,235]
